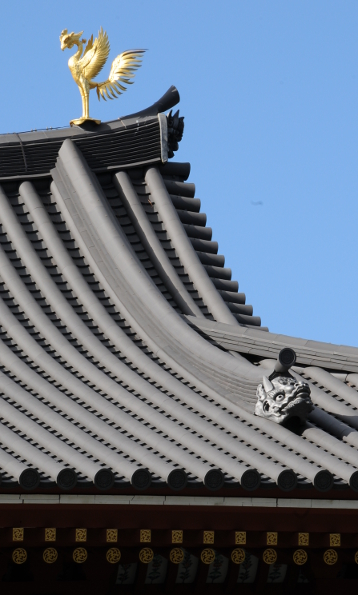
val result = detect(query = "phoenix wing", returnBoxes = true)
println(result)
[83,34,94,57]
[96,49,145,100]
[79,27,110,81]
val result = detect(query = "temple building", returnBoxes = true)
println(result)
[0,86,358,594]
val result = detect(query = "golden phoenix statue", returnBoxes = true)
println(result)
[60,27,145,126]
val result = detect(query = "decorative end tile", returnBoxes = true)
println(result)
[172,530,183,544]
[75,528,87,542]
[12,528,24,542]
[298,533,309,546]
[235,531,246,545]
[106,529,118,543]
[266,532,277,546]
[140,529,151,543]
[330,533,341,547]
[45,528,56,542]
[203,531,214,544]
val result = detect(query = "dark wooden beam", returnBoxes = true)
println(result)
[1,502,358,538]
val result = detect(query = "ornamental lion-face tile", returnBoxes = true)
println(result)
[255,375,312,424]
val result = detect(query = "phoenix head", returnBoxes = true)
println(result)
[60,29,85,51]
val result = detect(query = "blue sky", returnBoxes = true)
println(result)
[1,1,357,346]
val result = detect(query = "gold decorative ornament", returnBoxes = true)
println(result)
[235,531,246,545]
[170,548,184,564]
[231,548,245,565]
[106,529,118,543]
[172,530,183,544]
[60,27,145,126]
[293,549,308,566]
[139,547,154,564]
[330,533,341,547]
[43,548,58,564]
[323,549,338,565]
[298,532,309,546]
[12,528,24,541]
[266,532,278,546]
[263,548,277,565]
[45,528,56,542]
[106,548,121,564]
[354,551,358,564]
[140,529,151,543]
[203,531,214,544]
[200,548,215,565]
[73,547,88,563]
[75,528,87,542]
[12,548,27,564]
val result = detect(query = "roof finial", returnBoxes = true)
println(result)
[60,26,145,126]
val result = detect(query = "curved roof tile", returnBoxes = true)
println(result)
[0,90,356,495]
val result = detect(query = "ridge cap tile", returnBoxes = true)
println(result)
[21,495,60,504]
[305,341,339,352]
[131,496,164,505]
[60,495,95,504]
[274,335,309,347]
[245,497,277,507]
[311,499,358,509]
[222,497,250,506]
[277,498,312,508]
[1,495,358,508]
[164,496,198,506]
[20,494,59,500]
[165,496,224,506]
[0,494,21,503]
[93,495,131,505]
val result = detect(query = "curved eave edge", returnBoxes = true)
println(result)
[186,315,358,373]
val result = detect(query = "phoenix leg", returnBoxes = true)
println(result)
[83,94,89,119]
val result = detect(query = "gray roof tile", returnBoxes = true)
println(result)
[0,97,356,495]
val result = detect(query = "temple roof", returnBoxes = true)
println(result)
[0,87,357,496]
